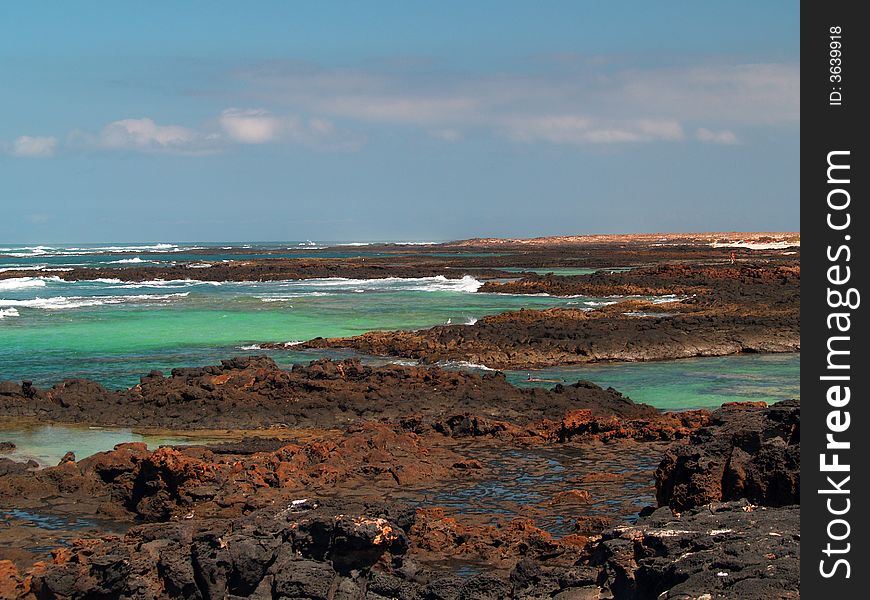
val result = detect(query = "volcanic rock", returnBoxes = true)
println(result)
[0,358,659,430]
[655,400,799,511]
[590,500,799,599]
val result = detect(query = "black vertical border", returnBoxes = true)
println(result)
[802,1,868,596]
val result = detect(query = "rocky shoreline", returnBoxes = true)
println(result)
[0,239,800,598]
[0,370,799,598]
[0,235,799,284]
[271,265,800,369]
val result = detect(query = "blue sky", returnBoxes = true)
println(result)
[0,1,799,243]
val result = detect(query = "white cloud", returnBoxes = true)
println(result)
[11,135,58,157]
[618,64,799,124]
[218,108,360,150]
[505,116,685,144]
[6,108,359,157]
[695,128,739,145]
[2,58,797,158]
[98,118,204,152]
[234,59,798,146]
[219,108,283,143]
[322,96,476,124]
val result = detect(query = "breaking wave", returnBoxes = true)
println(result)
[108,257,154,264]
[0,276,61,291]
[0,292,189,310]
[439,360,497,372]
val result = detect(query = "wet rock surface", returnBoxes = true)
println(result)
[575,399,801,599]
[0,392,799,599]
[0,422,672,571]
[0,425,478,524]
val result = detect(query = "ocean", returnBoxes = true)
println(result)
[1,242,799,405]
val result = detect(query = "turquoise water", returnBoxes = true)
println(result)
[0,243,801,466]
[0,424,225,466]
[1,242,799,426]
[1,273,611,387]
[502,353,800,410]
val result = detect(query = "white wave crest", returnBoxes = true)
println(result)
[0,243,200,258]
[0,266,46,272]
[0,292,189,310]
[440,360,496,372]
[238,344,262,350]
[108,257,151,264]
[74,243,180,253]
[254,275,482,295]
[0,276,61,291]
[0,307,19,319]
[296,275,482,293]
[2,250,52,258]
[389,359,420,367]
[413,275,482,293]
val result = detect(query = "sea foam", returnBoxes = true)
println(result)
[291,275,483,293]
[0,292,189,310]
[0,276,61,291]
[108,257,152,264]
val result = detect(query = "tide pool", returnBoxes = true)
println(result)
[0,423,226,466]
[0,353,800,466]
